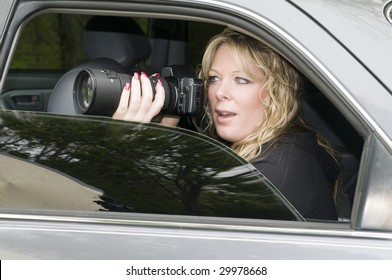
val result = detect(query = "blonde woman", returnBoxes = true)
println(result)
[113,29,340,220]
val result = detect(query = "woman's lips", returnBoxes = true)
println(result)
[215,109,236,123]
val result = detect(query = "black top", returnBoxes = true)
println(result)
[252,130,339,220]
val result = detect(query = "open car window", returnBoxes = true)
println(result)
[0,9,363,224]
[0,111,301,221]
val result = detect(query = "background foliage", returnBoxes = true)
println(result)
[10,13,222,70]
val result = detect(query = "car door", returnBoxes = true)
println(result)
[0,110,300,220]
[1,0,392,260]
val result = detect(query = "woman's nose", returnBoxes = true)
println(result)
[214,81,231,101]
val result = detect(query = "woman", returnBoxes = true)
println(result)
[113,29,341,220]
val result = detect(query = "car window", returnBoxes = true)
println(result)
[1,13,223,112]
[10,14,90,71]
[0,10,359,223]
[8,14,222,71]
[0,111,301,221]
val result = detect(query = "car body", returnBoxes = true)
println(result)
[0,0,392,259]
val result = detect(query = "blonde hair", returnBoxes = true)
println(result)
[198,28,302,161]
[197,29,342,200]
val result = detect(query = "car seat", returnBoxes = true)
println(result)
[84,16,151,73]
[146,19,189,71]
[301,82,363,220]
[47,16,152,114]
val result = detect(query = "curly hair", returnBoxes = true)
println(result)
[198,28,303,161]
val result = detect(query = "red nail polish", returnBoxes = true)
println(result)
[141,72,148,78]
[158,79,163,86]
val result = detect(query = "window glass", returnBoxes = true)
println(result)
[0,111,300,221]
[11,14,90,70]
[2,13,222,111]
[10,13,222,70]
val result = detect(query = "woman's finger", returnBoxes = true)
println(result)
[145,78,165,120]
[112,82,131,119]
[126,72,142,116]
[135,72,154,118]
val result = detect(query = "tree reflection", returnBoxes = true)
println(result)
[0,111,297,220]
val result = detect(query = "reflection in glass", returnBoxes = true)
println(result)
[0,153,103,210]
[0,111,300,220]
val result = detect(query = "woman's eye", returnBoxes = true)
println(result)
[208,76,219,83]
[235,77,250,84]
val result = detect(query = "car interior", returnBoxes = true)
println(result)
[0,12,364,221]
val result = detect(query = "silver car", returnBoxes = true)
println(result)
[0,0,392,259]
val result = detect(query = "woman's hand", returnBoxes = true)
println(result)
[112,72,179,127]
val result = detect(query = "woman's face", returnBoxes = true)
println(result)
[208,43,268,143]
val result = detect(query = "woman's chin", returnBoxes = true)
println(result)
[216,128,242,143]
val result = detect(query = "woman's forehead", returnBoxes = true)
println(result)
[207,42,264,81]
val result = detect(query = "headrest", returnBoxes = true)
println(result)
[47,58,124,115]
[84,16,151,70]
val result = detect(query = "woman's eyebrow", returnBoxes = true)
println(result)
[208,68,219,74]
[209,69,244,76]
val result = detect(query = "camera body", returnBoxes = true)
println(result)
[73,65,204,117]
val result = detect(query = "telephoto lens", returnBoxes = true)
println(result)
[73,68,130,116]
[73,65,203,117]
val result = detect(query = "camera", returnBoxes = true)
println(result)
[73,65,204,117]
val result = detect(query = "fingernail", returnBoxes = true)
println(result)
[125,83,130,90]
[134,72,140,80]
[152,73,160,77]
[141,72,148,78]
[158,79,163,86]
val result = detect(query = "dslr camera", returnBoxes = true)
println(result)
[73,65,204,117]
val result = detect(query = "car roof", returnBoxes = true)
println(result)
[289,0,392,94]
